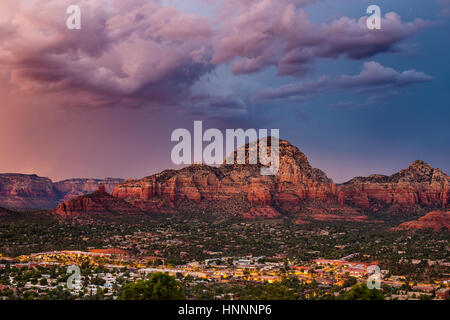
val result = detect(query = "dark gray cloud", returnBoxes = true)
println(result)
[186,95,248,118]
[253,61,433,103]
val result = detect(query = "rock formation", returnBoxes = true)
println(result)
[0,174,123,209]
[396,210,450,232]
[337,160,449,213]
[54,186,144,218]
[112,140,449,219]
[0,174,59,209]
[2,139,448,221]
[53,178,124,201]
[112,139,356,219]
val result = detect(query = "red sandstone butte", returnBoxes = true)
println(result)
[337,160,449,213]
[54,186,144,218]
[396,210,450,232]
[111,140,449,220]
[112,139,337,218]
[38,139,450,221]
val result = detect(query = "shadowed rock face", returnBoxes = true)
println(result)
[396,211,450,232]
[0,206,13,217]
[0,174,123,209]
[337,160,449,213]
[0,174,59,209]
[53,178,124,201]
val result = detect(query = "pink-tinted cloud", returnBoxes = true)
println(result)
[213,1,429,76]
[0,0,430,110]
[0,0,214,108]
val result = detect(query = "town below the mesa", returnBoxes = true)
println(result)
[0,249,449,300]
[0,220,449,300]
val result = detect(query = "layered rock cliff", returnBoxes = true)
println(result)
[54,186,144,218]
[395,210,450,232]
[2,140,448,220]
[0,174,59,209]
[112,139,342,218]
[0,174,123,209]
[54,178,124,201]
[337,160,449,213]
[112,140,449,219]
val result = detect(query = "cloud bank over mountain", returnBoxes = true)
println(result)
[0,0,430,112]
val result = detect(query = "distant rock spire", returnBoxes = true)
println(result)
[98,185,106,194]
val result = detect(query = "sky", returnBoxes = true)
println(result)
[0,0,448,183]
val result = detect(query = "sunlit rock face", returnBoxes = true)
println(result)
[112,139,337,218]
[54,186,144,218]
[3,140,448,220]
[113,141,449,219]
[396,210,450,232]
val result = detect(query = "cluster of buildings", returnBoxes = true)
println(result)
[1,251,449,300]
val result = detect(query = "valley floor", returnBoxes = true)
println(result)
[0,218,449,300]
